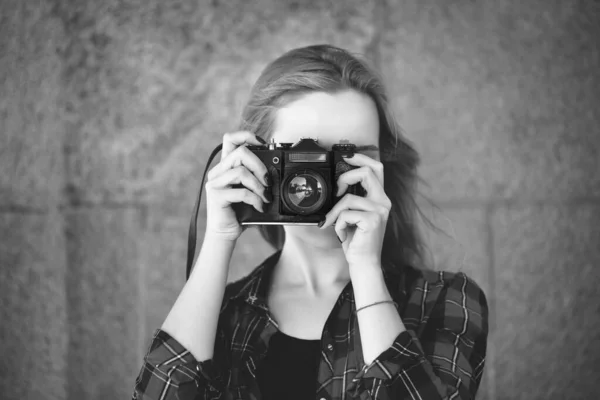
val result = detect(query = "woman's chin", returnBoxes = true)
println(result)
[284,225,340,245]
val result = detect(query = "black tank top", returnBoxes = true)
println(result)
[255,330,321,400]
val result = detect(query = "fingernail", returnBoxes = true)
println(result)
[337,234,343,243]
[264,173,272,186]
[342,153,354,159]
[256,135,267,144]
[317,220,325,228]
[263,188,273,203]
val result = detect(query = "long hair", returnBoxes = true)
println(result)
[238,44,439,273]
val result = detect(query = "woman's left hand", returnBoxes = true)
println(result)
[319,153,391,270]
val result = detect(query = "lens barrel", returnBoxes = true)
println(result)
[281,170,327,214]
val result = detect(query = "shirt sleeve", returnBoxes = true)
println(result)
[132,328,227,400]
[348,272,489,400]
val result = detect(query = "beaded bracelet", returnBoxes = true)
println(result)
[355,299,397,313]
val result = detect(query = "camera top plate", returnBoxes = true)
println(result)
[248,138,357,155]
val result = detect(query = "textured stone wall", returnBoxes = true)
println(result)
[0,1,68,399]
[1,0,598,399]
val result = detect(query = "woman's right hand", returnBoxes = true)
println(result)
[204,131,271,242]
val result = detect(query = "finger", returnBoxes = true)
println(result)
[336,166,387,201]
[334,210,381,242]
[320,194,384,229]
[208,166,270,204]
[208,145,270,186]
[342,153,384,184]
[220,188,265,213]
[221,131,265,160]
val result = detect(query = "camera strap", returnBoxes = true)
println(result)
[186,143,223,280]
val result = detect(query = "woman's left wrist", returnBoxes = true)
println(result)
[348,261,383,277]
[349,263,391,306]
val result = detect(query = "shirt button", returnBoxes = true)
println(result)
[320,398,327,400]
[327,344,333,351]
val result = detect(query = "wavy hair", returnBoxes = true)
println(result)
[238,44,439,273]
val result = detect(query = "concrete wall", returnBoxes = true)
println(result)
[1,1,598,399]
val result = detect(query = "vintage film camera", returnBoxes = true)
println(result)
[231,138,367,225]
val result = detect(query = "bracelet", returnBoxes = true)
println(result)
[355,299,397,313]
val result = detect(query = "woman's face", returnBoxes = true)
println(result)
[271,89,381,246]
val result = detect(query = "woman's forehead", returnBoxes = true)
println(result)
[272,90,380,149]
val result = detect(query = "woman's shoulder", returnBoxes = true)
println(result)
[387,264,488,334]
[386,264,488,314]
[397,263,484,291]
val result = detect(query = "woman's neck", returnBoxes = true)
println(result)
[273,231,351,296]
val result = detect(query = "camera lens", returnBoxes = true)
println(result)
[282,171,327,214]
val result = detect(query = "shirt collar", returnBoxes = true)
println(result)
[227,250,357,310]
[227,249,283,311]
[227,250,407,311]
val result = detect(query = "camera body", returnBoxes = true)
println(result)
[232,138,366,225]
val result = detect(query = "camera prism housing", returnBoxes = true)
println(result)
[231,138,366,225]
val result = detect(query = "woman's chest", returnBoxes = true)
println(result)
[224,310,363,400]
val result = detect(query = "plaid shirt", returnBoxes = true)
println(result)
[133,250,488,400]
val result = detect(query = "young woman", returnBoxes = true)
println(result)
[133,44,488,400]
